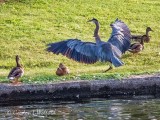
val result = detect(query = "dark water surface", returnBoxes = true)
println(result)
[0,98,160,120]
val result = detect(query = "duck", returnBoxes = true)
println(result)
[131,27,153,43]
[56,63,69,76]
[8,55,24,84]
[128,35,146,54]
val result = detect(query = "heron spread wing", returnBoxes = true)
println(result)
[108,18,131,54]
[47,18,131,68]
[47,39,123,67]
[47,39,98,64]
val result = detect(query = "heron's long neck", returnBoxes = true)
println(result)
[16,59,21,67]
[94,22,101,44]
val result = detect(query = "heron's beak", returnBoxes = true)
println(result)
[87,20,92,22]
[151,29,153,32]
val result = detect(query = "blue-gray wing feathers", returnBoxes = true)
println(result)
[108,19,131,53]
[47,19,131,67]
[47,39,98,64]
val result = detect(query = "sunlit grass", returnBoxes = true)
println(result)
[0,0,160,83]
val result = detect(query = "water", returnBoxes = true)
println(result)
[0,99,160,120]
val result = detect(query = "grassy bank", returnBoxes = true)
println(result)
[0,0,160,83]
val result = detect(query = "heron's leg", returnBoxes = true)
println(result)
[104,64,113,72]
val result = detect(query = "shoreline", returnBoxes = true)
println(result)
[0,73,160,106]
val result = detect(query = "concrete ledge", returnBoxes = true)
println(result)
[0,74,160,106]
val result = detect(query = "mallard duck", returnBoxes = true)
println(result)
[56,63,69,76]
[128,35,146,54]
[8,55,24,84]
[131,27,153,43]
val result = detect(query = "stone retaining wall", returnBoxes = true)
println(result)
[0,75,160,106]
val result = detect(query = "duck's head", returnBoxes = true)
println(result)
[15,55,22,67]
[87,18,98,24]
[59,63,65,68]
[146,27,153,32]
[16,55,20,61]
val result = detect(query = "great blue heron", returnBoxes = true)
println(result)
[47,18,131,72]
[131,27,153,43]
[8,55,24,84]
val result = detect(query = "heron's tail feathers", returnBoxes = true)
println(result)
[111,56,124,67]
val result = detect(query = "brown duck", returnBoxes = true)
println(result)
[128,35,146,54]
[131,27,153,43]
[8,55,24,84]
[56,63,69,76]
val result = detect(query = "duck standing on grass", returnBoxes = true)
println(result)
[131,27,153,43]
[8,55,24,84]
[128,35,146,54]
[56,63,70,76]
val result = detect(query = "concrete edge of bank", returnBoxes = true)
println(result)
[0,74,160,106]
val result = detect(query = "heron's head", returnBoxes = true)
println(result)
[146,27,153,32]
[87,18,98,24]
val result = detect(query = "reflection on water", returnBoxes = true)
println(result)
[0,99,160,120]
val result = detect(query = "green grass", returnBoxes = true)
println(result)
[0,0,160,84]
